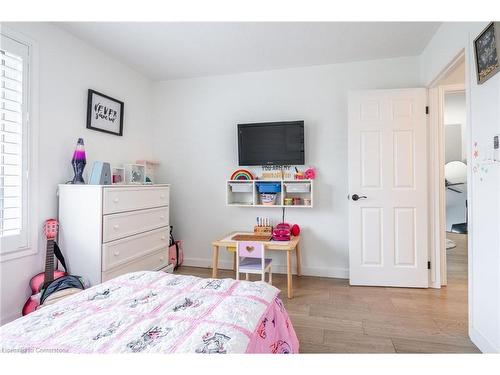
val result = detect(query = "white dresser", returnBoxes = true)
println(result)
[58,184,171,286]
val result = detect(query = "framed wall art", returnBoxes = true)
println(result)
[473,22,500,85]
[86,89,124,136]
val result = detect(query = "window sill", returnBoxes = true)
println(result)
[0,247,38,263]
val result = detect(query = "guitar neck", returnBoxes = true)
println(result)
[44,240,55,285]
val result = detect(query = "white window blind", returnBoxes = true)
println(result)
[1,33,30,254]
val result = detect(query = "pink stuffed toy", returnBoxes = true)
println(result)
[304,168,316,180]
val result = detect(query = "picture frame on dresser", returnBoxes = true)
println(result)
[124,164,146,184]
[112,167,125,184]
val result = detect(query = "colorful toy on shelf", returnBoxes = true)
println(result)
[230,169,253,180]
[71,138,86,184]
[304,167,317,180]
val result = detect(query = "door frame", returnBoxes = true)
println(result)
[427,50,469,288]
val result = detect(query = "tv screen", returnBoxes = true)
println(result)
[238,121,305,166]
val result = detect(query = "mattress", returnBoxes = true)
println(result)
[0,271,299,354]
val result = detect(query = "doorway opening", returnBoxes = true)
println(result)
[444,87,467,287]
[428,52,467,288]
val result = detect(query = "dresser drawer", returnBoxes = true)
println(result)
[103,186,169,214]
[102,227,169,271]
[103,206,169,243]
[101,248,168,282]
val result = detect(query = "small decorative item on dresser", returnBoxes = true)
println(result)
[71,138,86,184]
[124,164,146,184]
[89,162,111,185]
[474,22,500,84]
[136,160,160,184]
[112,167,125,184]
[284,197,293,206]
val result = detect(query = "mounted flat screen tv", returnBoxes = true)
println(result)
[238,121,305,166]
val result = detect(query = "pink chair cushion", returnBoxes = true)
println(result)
[239,258,272,271]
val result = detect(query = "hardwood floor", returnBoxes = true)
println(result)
[176,234,479,353]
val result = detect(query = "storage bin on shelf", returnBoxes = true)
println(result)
[256,182,281,193]
[228,182,253,193]
[256,182,281,206]
[260,193,277,206]
[284,182,310,193]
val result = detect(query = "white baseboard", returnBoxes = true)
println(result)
[470,326,499,353]
[182,257,349,279]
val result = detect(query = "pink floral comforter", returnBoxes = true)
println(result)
[0,271,298,354]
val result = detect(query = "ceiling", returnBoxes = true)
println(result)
[58,22,441,81]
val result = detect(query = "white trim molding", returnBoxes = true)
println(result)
[182,257,349,279]
[0,25,40,263]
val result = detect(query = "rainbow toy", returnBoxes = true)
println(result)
[230,169,253,180]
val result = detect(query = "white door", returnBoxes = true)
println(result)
[348,89,428,287]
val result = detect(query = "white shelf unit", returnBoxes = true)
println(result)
[226,180,313,208]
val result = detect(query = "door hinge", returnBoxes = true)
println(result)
[427,261,431,270]
[425,106,429,115]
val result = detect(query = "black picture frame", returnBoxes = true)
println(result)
[86,89,124,136]
[473,22,500,85]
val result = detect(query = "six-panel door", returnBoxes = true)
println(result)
[348,89,428,287]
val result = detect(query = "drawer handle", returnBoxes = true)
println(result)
[160,215,165,220]
[113,197,119,203]
[114,250,120,257]
[160,256,164,261]
[161,236,166,241]
[160,194,165,199]
[113,224,120,230]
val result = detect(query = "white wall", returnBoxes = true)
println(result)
[421,22,500,353]
[0,22,154,323]
[444,92,466,163]
[152,57,421,278]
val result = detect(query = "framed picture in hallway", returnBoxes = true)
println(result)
[86,89,124,136]
[473,22,500,84]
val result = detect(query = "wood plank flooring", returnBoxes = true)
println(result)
[176,233,479,353]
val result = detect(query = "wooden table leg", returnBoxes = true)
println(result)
[287,250,293,299]
[295,241,302,277]
[211,245,219,278]
[233,250,238,279]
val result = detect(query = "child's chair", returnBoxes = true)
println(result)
[236,241,273,284]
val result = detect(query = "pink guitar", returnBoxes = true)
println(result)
[22,219,66,315]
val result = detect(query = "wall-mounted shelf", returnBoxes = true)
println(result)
[226,179,314,208]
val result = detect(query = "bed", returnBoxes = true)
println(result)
[0,271,298,354]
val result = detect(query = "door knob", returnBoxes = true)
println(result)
[352,194,367,201]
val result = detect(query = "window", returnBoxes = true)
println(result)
[1,32,31,257]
